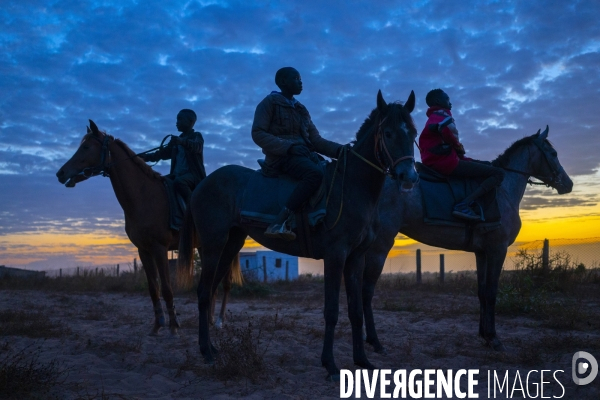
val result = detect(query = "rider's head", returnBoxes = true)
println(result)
[426,89,452,110]
[176,109,197,132]
[275,67,302,98]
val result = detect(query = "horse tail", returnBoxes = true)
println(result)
[176,205,197,290]
[229,253,243,287]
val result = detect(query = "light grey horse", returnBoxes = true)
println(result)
[362,126,573,353]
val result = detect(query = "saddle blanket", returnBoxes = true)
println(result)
[417,163,501,230]
[240,160,328,229]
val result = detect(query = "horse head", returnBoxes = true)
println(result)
[372,90,419,191]
[530,126,573,194]
[56,120,111,187]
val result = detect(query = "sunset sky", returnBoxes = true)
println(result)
[1,0,599,270]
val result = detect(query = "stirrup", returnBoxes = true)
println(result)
[264,223,296,241]
[452,202,481,221]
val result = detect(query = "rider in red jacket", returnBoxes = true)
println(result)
[419,89,505,220]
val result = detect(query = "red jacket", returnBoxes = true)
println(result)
[418,107,470,174]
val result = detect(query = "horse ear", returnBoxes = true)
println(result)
[377,90,387,112]
[87,126,92,134]
[89,120,100,135]
[404,90,416,113]
[540,125,549,139]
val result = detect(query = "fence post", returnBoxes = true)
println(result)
[262,256,267,283]
[416,249,422,284]
[117,264,120,277]
[59,268,62,278]
[77,267,79,277]
[134,258,137,274]
[542,239,549,273]
[96,267,98,276]
[285,260,289,281]
[440,254,445,283]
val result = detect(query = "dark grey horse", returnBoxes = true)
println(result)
[362,126,573,353]
[178,90,419,379]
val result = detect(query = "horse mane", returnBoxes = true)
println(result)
[81,131,162,181]
[354,102,416,143]
[113,139,163,181]
[492,134,553,167]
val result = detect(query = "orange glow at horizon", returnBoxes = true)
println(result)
[1,205,598,268]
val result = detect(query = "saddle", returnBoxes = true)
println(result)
[417,162,501,231]
[163,177,186,231]
[239,159,329,230]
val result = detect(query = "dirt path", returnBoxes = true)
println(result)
[1,281,599,399]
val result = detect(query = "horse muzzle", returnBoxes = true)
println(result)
[391,161,419,192]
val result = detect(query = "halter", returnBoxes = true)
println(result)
[501,136,563,188]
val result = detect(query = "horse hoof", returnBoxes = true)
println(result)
[326,374,340,382]
[170,327,179,336]
[374,346,388,355]
[149,326,161,336]
[487,337,506,352]
[214,319,223,330]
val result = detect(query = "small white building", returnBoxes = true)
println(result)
[239,251,298,282]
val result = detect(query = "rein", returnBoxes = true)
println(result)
[498,137,561,188]
[323,113,414,230]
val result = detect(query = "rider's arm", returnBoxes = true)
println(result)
[141,146,171,162]
[179,133,204,155]
[439,123,462,151]
[306,115,342,159]
[251,96,295,156]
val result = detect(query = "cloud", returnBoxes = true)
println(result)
[1,0,600,267]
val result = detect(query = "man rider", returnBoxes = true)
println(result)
[418,89,505,220]
[140,109,206,204]
[251,67,343,240]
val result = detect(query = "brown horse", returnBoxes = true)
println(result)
[56,120,241,334]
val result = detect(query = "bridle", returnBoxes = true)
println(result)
[349,115,415,177]
[500,136,564,188]
[67,133,173,184]
[324,112,415,230]
[69,133,112,183]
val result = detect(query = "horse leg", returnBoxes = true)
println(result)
[475,251,487,340]
[483,247,507,351]
[215,268,232,329]
[344,253,375,370]
[152,246,180,335]
[363,250,387,354]
[210,288,217,326]
[197,246,223,363]
[138,248,166,335]
[198,228,247,363]
[321,254,346,381]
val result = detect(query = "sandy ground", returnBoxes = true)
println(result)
[1,280,600,399]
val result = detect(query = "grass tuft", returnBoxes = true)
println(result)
[0,343,68,399]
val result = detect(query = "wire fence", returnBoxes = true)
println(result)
[11,238,600,279]
[43,261,141,278]
[379,237,600,275]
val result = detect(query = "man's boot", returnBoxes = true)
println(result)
[264,207,296,241]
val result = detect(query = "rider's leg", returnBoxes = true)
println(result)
[449,160,505,220]
[265,155,323,240]
[173,173,197,204]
